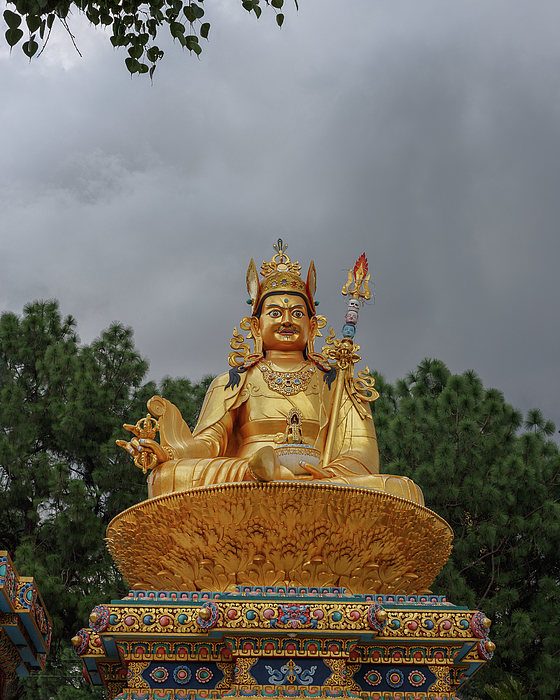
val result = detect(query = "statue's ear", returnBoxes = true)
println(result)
[246,259,260,306]
[309,314,318,337]
[306,314,319,356]
[306,261,317,306]
[250,315,261,338]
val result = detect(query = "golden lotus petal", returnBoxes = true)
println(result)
[106,483,452,594]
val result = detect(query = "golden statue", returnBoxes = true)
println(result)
[79,247,485,700]
[109,242,452,593]
[117,241,423,505]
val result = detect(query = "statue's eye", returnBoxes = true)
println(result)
[269,309,282,318]
[292,310,304,318]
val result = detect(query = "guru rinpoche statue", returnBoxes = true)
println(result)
[118,241,423,505]
[81,247,478,692]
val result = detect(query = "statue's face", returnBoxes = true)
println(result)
[254,294,316,353]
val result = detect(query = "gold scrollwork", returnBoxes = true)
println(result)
[321,337,361,371]
[354,367,379,402]
[105,680,127,699]
[233,657,259,686]
[428,663,455,692]
[323,327,336,349]
[322,658,349,688]
[344,664,364,694]
[216,660,235,690]
[229,319,253,368]
[315,315,327,337]
[239,317,252,333]
[126,661,150,689]
[92,604,477,641]
[97,661,126,683]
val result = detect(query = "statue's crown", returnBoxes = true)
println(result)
[246,240,316,315]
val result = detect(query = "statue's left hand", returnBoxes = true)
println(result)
[298,461,333,480]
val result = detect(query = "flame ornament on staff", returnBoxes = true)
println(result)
[322,254,374,468]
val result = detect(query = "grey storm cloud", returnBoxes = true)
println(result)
[1,0,559,437]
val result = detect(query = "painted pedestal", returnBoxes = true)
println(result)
[73,587,494,699]
[0,552,52,697]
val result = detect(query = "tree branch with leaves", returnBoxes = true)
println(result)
[3,0,292,77]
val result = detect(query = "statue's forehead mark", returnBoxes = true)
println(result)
[263,295,305,309]
[265,301,305,309]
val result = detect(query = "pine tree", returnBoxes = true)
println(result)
[372,359,560,698]
[3,306,557,698]
[0,301,212,699]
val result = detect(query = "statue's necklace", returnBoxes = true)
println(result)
[258,361,315,396]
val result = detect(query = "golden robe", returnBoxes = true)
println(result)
[147,361,423,505]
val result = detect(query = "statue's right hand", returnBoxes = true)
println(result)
[116,437,169,466]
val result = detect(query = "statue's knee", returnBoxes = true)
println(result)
[147,461,177,498]
[380,475,424,505]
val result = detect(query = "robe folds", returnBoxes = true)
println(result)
[147,361,423,505]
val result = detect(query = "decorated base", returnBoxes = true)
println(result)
[73,587,494,699]
[106,483,453,594]
[0,552,52,691]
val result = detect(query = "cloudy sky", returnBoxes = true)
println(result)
[1,0,559,435]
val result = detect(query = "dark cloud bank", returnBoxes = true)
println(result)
[1,0,559,438]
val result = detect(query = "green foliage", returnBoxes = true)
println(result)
[3,305,558,698]
[0,300,212,699]
[371,359,560,699]
[158,374,214,428]
[16,646,106,700]
[2,0,291,77]
[484,675,528,700]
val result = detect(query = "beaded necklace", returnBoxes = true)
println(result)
[258,361,315,396]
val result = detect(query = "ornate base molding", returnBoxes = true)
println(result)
[73,587,493,699]
[0,552,52,689]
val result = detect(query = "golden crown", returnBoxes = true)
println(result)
[246,240,316,315]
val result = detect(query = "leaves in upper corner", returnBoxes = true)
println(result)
[146,45,163,63]
[22,36,38,56]
[185,34,201,55]
[242,0,262,17]
[170,20,185,39]
[3,9,21,29]
[5,27,24,47]
[2,0,291,75]
[25,13,41,33]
